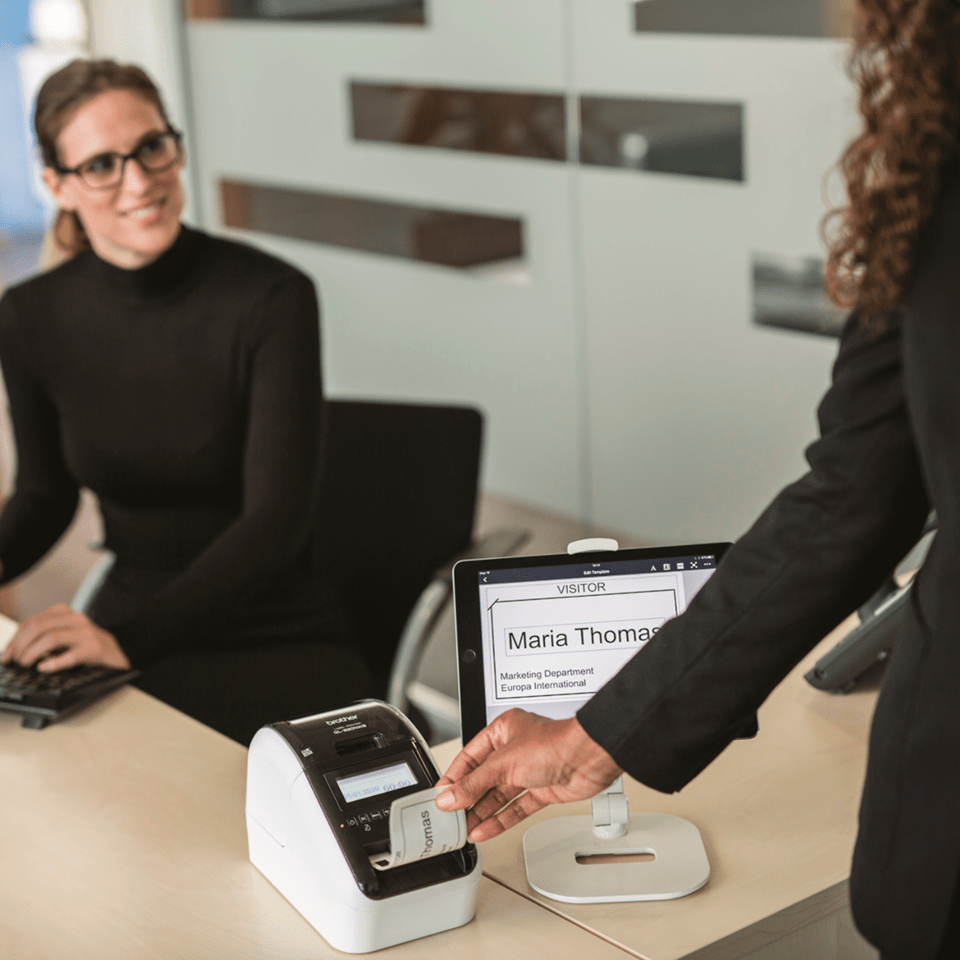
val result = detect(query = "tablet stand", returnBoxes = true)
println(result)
[521,539,711,903]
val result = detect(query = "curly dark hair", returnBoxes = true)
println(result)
[824,0,960,318]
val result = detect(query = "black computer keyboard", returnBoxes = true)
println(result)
[0,661,139,728]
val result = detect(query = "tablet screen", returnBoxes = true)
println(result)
[454,543,730,743]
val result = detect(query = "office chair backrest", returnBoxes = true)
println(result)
[314,400,483,690]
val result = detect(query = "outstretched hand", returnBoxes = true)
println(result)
[0,603,130,672]
[435,708,623,841]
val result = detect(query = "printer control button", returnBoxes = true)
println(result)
[370,809,383,821]
[346,817,358,828]
[358,813,371,825]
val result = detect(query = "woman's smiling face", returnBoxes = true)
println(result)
[43,88,185,269]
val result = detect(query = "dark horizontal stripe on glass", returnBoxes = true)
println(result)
[633,0,853,39]
[753,253,846,337]
[579,96,743,181]
[351,83,566,161]
[220,179,524,268]
[185,0,425,25]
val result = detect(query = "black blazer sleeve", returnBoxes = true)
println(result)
[578,311,930,793]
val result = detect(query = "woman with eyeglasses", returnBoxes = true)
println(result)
[0,59,370,741]
[436,2,960,956]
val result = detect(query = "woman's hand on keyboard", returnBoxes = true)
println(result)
[0,604,131,672]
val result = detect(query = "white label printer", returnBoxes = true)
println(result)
[245,700,482,953]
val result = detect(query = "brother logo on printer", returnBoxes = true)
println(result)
[325,714,359,725]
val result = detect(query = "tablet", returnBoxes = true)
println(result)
[453,542,732,744]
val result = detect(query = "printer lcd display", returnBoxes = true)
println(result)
[335,761,419,804]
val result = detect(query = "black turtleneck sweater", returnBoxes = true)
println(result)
[0,225,330,665]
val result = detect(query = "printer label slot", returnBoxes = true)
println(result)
[334,733,386,756]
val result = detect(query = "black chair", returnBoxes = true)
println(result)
[316,399,527,731]
[75,399,524,743]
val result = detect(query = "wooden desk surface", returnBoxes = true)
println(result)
[433,615,882,960]
[0,605,884,959]
[0,686,629,960]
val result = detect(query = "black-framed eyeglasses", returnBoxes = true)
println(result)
[54,128,184,189]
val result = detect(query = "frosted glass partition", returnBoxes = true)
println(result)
[579,96,743,180]
[182,1,857,541]
[184,0,425,24]
[633,0,853,38]
[752,253,846,338]
[351,83,566,161]
[220,179,524,267]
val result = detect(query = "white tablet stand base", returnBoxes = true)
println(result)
[522,777,710,904]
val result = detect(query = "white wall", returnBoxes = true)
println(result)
[85,0,859,544]
[572,10,855,541]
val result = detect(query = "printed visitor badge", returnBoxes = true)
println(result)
[370,787,467,870]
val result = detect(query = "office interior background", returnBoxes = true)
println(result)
[1,0,858,580]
